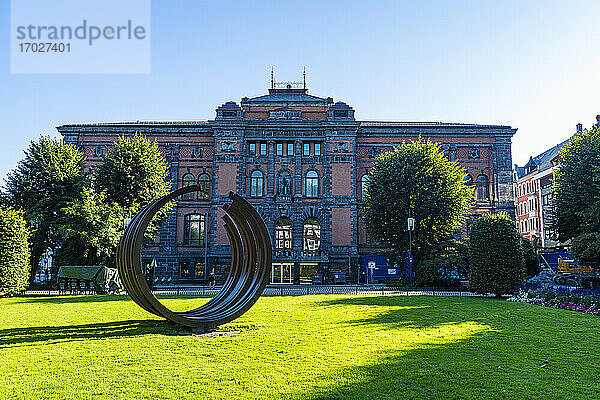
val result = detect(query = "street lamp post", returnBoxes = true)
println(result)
[407,211,415,287]
[204,212,209,276]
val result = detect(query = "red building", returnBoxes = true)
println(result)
[58,81,516,284]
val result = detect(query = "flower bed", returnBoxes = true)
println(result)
[508,285,600,316]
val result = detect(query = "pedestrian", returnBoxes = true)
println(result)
[208,268,216,288]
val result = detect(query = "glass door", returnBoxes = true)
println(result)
[271,263,293,284]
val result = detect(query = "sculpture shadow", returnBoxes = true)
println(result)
[0,319,184,349]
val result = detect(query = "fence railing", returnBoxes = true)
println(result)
[152,286,480,297]
[23,285,483,297]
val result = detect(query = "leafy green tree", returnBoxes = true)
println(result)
[553,125,600,265]
[362,139,474,272]
[55,189,124,268]
[0,208,31,295]
[95,134,170,211]
[520,237,540,277]
[57,134,170,268]
[570,232,600,268]
[469,213,525,296]
[3,136,86,281]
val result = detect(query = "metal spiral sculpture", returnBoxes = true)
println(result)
[116,186,272,331]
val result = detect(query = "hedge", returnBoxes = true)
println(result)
[0,208,31,296]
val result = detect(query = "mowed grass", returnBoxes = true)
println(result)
[1,295,599,400]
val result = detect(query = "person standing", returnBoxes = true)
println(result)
[208,268,216,288]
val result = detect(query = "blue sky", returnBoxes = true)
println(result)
[1,0,599,181]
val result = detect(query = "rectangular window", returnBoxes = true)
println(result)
[287,143,294,156]
[276,143,283,156]
[260,143,267,155]
[194,262,205,279]
[249,143,256,155]
[303,143,310,156]
[184,214,205,246]
[315,143,321,156]
[179,262,191,278]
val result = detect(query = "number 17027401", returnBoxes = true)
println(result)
[19,42,71,52]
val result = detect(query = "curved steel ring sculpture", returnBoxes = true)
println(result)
[116,185,272,330]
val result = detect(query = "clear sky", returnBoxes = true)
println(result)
[1,0,599,182]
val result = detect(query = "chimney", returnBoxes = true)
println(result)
[576,123,583,132]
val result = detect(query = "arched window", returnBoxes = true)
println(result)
[277,170,292,196]
[184,214,205,245]
[303,217,321,252]
[361,174,370,199]
[275,217,292,250]
[181,173,195,200]
[476,174,490,201]
[250,170,264,197]
[198,173,210,200]
[305,170,319,198]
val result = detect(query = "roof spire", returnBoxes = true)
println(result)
[303,66,306,89]
[270,67,274,89]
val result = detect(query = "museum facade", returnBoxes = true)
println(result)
[57,83,516,284]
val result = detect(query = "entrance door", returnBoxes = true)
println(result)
[271,263,293,284]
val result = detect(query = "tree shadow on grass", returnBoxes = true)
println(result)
[293,327,598,400]
[17,295,134,304]
[318,295,501,330]
[296,296,598,399]
[18,294,208,305]
[0,319,186,349]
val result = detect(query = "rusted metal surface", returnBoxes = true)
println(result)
[116,187,272,330]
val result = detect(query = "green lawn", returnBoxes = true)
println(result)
[0,294,599,399]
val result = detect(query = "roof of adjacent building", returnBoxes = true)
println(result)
[515,137,571,179]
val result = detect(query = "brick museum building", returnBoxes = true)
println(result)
[58,80,516,284]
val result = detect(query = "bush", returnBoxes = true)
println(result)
[415,238,469,287]
[0,208,31,295]
[469,213,525,296]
